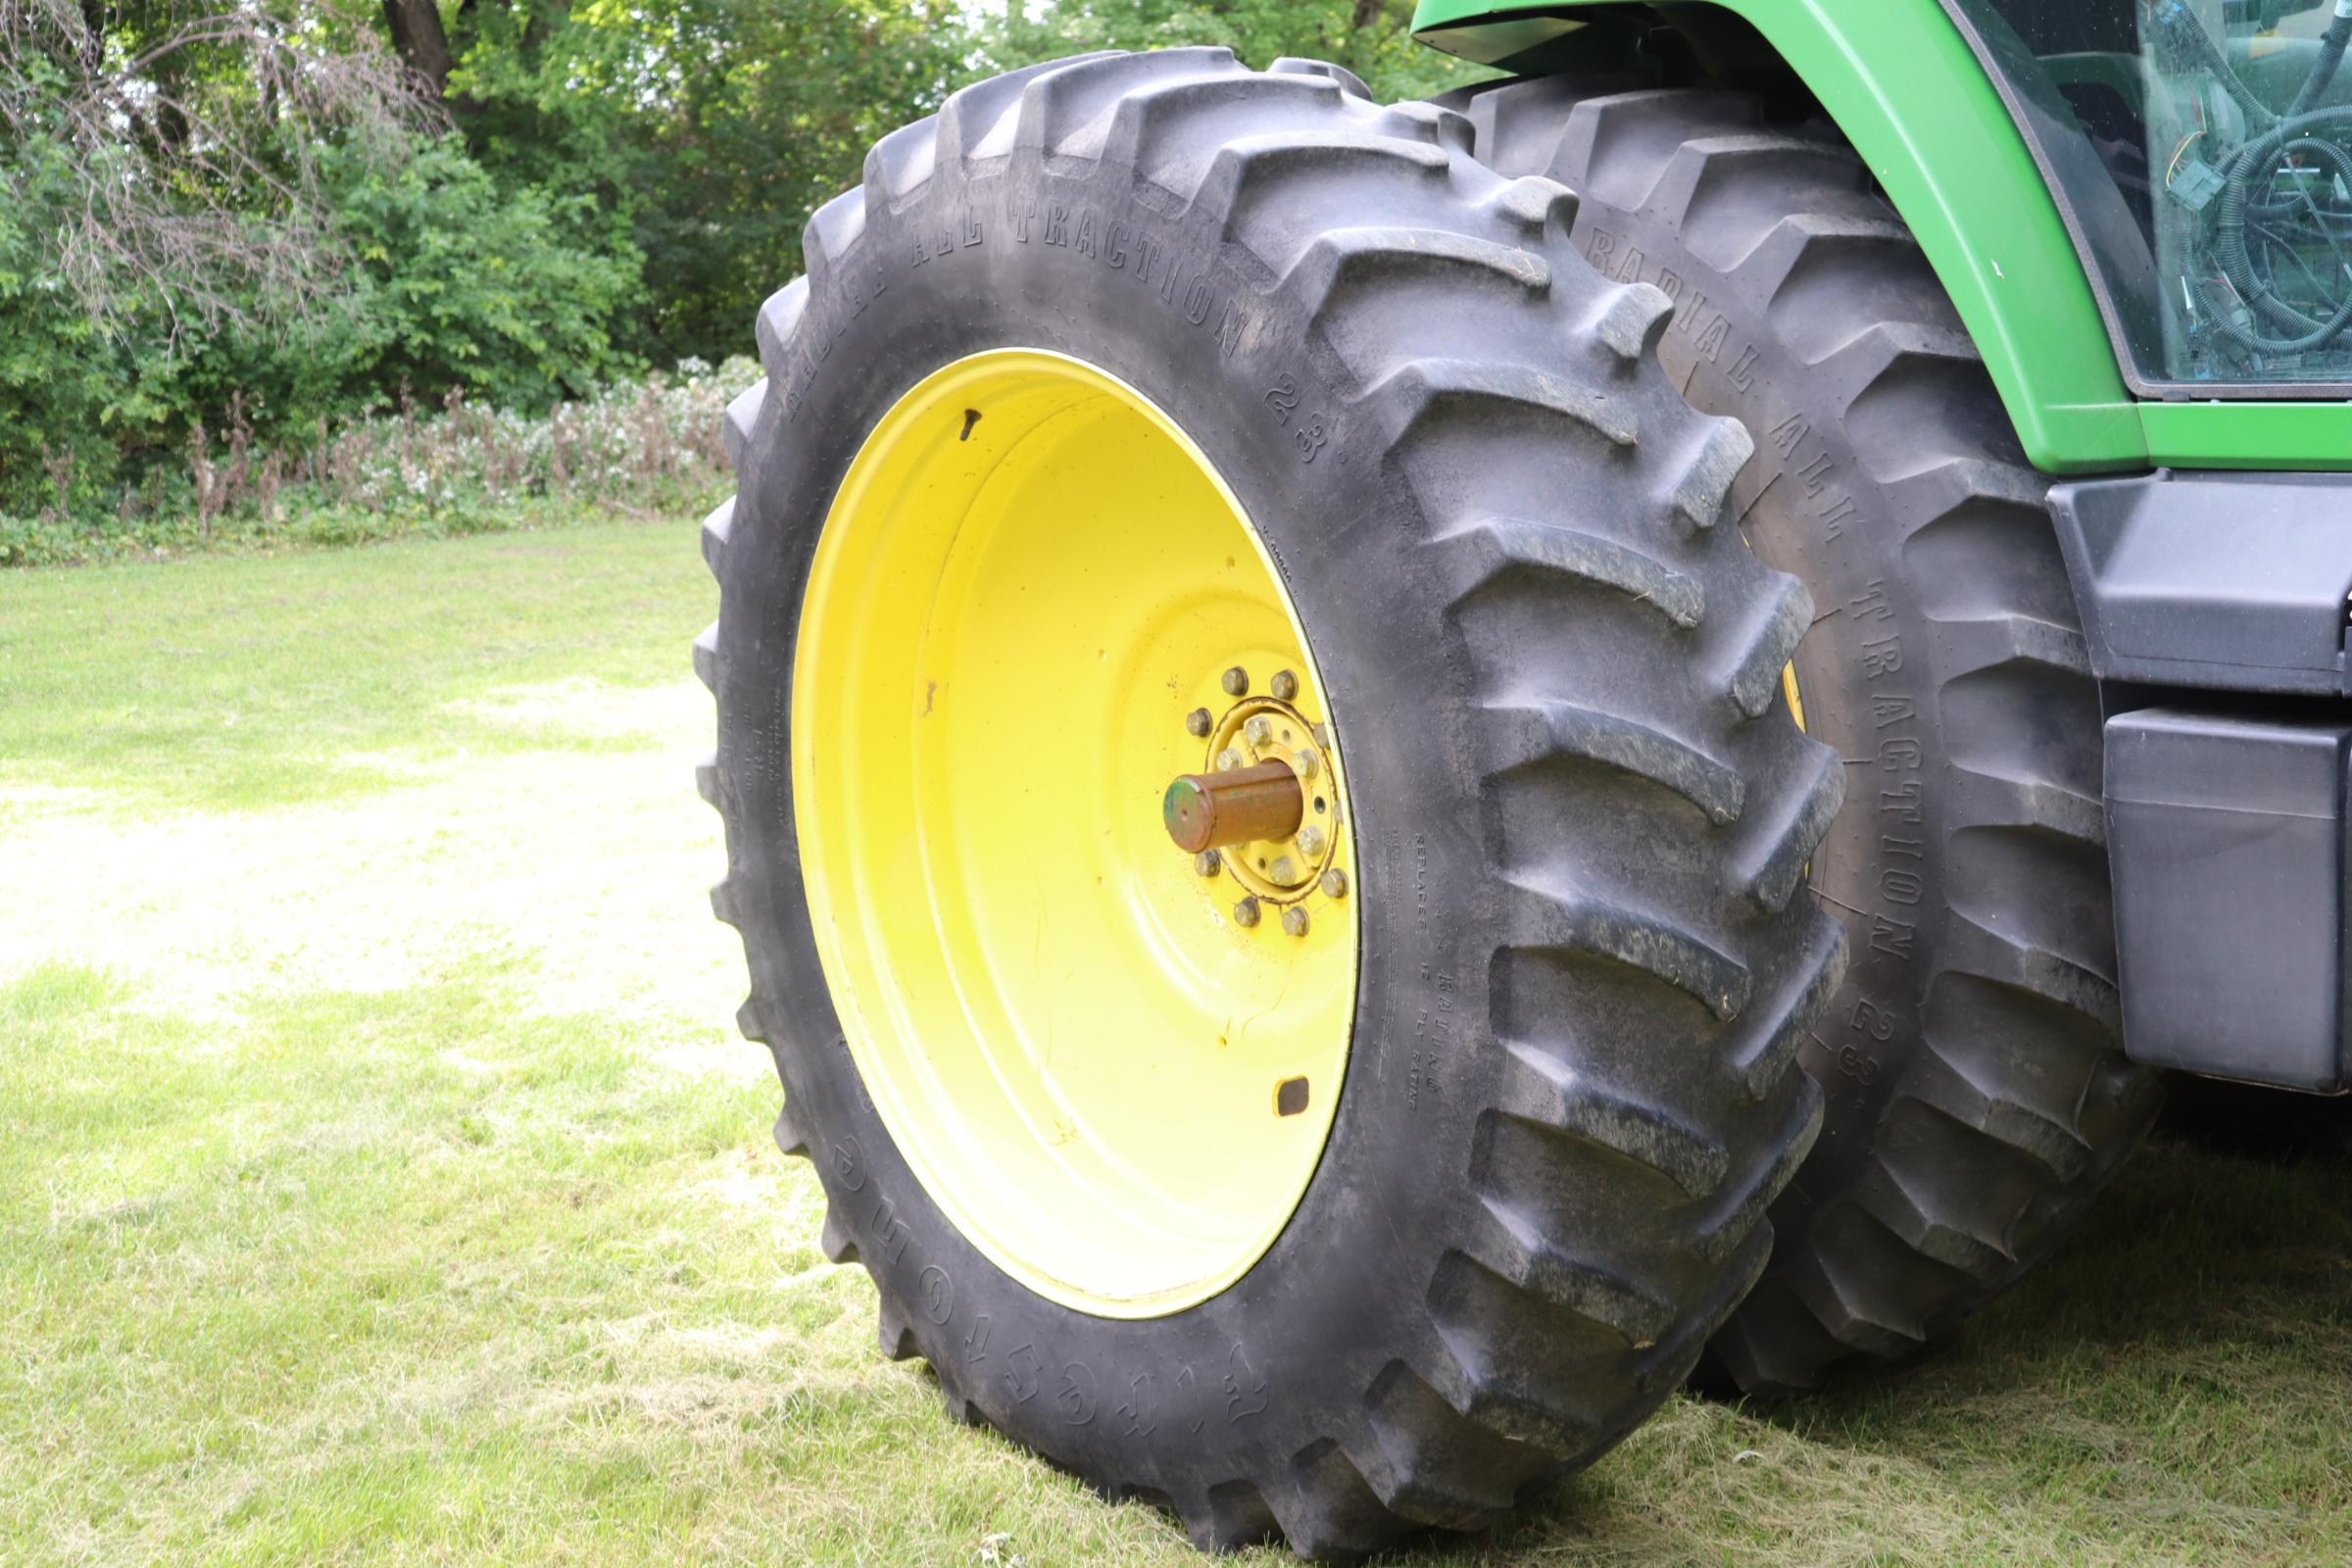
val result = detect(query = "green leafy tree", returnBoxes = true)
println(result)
[975,0,1488,102]
[311,140,640,410]
[0,0,641,516]
[0,0,415,512]
[0,128,133,518]
[4,0,1490,529]
[434,0,1482,363]
[447,0,974,363]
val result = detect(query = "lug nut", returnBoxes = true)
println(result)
[1222,666,1250,697]
[1244,715,1273,746]
[1291,748,1319,779]
[1195,850,1221,878]
[1185,708,1212,737]
[1271,855,1298,883]
[1296,825,1327,858]
[1271,669,1299,702]
[1233,896,1261,928]
[1215,748,1244,772]
[1320,867,1348,900]
[1311,722,1332,748]
[1282,906,1311,938]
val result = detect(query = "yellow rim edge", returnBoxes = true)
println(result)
[1742,523,1808,733]
[791,349,1358,1317]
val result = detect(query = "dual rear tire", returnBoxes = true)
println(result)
[1442,77,2162,1395]
[701,49,2159,1558]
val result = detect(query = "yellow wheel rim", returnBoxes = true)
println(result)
[792,350,1357,1317]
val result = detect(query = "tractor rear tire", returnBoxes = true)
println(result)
[699,52,1842,1557]
[1441,79,2165,1393]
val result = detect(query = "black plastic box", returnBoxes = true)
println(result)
[2105,709,2352,1094]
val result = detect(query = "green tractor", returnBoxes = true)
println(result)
[695,1,2352,1554]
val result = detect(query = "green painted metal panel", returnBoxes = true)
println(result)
[1411,0,2352,473]
[2137,400,2352,468]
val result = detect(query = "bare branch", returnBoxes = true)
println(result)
[1,0,441,333]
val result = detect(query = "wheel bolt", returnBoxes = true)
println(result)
[1282,906,1310,938]
[1185,708,1212,737]
[1195,850,1221,878]
[1311,722,1332,748]
[1222,666,1250,697]
[1296,825,1326,858]
[1292,748,1319,779]
[1244,715,1273,746]
[1320,867,1348,900]
[1271,669,1299,702]
[1215,748,1244,772]
[1233,896,1261,928]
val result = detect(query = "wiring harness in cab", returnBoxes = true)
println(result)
[2154,0,2352,360]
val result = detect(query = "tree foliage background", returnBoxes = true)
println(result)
[1,0,1482,524]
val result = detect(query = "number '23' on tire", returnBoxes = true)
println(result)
[697,50,1845,1560]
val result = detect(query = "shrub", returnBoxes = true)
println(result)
[0,358,752,567]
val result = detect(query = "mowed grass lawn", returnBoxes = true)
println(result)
[3,518,2348,1567]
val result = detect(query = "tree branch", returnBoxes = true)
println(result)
[2,0,436,331]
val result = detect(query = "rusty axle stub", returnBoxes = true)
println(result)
[1162,760,1303,855]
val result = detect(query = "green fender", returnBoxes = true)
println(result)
[1413,0,2352,474]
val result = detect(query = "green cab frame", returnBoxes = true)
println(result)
[1412,0,2352,474]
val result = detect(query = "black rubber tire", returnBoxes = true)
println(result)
[698,51,1844,1558]
[1438,78,2166,1393]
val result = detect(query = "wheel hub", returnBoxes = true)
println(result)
[1163,675,1348,924]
